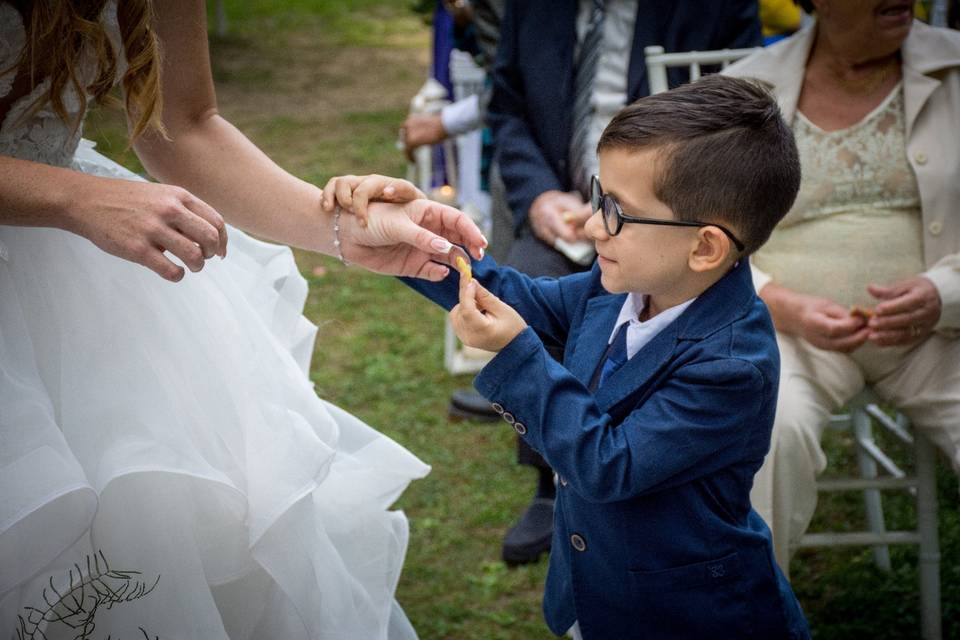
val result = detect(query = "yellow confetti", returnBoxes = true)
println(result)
[455,255,472,282]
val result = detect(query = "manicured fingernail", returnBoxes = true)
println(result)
[481,234,489,247]
[431,238,453,253]
[479,246,485,259]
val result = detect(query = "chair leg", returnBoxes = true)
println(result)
[915,432,942,640]
[853,407,892,571]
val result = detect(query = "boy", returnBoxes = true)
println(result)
[332,74,809,639]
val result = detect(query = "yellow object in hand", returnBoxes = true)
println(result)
[455,255,472,282]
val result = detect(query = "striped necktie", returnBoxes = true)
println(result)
[569,0,605,199]
[590,321,629,391]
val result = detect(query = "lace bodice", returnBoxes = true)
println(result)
[752,83,925,310]
[0,1,123,167]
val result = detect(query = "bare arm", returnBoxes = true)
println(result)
[132,0,337,254]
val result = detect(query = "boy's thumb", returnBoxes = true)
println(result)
[473,282,504,312]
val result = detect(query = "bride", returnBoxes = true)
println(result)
[0,1,484,638]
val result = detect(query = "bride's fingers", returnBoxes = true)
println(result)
[155,226,207,273]
[415,259,451,282]
[177,199,226,259]
[139,244,186,282]
[411,201,487,260]
[433,202,488,259]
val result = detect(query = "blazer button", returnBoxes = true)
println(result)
[929,220,943,236]
[513,422,527,435]
[491,402,505,414]
[502,412,515,425]
[914,152,928,166]
[570,533,587,552]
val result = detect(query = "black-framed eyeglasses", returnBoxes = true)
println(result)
[590,175,745,253]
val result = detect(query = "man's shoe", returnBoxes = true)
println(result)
[448,389,500,422]
[502,497,553,566]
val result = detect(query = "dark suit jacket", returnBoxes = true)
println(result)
[488,0,761,232]
[405,258,810,639]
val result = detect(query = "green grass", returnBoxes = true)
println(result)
[85,2,959,638]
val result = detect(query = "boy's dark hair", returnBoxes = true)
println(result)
[794,0,814,14]
[597,74,800,256]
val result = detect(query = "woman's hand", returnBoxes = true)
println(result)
[321,174,425,227]
[70,177,227,282]
[450,275,527,352]
[866,276,942,346]
[337,199,486,280]
[760,283,870,353]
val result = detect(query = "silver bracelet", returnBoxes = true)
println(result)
[333,206,349,266]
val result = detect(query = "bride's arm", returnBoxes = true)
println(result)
[133,0,415,258]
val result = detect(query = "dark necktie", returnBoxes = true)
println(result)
[569,0,605,199]
[589,321,629,391]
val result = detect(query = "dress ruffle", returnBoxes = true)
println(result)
[0,143,429,639]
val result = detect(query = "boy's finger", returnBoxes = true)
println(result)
[321,178,338,212]
[334,175,359,210]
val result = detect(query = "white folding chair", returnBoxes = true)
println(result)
[444,51,494,375]
[643,45,761,95]
[797,389,942,640]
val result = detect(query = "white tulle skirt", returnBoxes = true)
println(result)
[0,142,430,639]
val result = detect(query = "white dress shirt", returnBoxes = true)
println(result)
[609,292,697,359]
[575,0,639,183]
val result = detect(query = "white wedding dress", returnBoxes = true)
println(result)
[0,3,430,638]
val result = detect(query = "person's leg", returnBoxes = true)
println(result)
[501,438,555,565]
[750,333,864,576]
[873,334,960,472]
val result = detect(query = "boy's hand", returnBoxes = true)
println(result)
[321,174,425,227]
[450,274,527,352]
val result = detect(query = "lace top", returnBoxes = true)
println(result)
[0,1,123,167]
[752,83,925,309]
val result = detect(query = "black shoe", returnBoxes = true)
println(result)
[448,389,500,422]
[502,498,554,566]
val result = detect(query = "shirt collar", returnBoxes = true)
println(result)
[609,292,697,359]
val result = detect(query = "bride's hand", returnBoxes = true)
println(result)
[70,177,228,282]
[337,199,486,280]
[320,174,424,227]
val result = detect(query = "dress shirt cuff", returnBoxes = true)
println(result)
[440,95,482,137]
[474,327,543,399]
[923,258,960,333]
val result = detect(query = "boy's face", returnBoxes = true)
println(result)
[586,148,698,296]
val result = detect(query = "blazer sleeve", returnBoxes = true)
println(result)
[475,339,767,503]
[401,254,593,351]
[487,0,565,232]
[712,0,763,49]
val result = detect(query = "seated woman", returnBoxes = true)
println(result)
[726,0,960,575]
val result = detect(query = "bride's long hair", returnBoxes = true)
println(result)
[7,0,163,140]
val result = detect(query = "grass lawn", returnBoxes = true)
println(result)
[85,2,958,638]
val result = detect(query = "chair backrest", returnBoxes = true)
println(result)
[643,45,761,95]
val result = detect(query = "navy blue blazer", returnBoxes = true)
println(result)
[405,258,810,639]
[489,0,761,232]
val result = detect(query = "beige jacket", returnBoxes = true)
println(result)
[725,20,960,332]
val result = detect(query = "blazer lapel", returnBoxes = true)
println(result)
[568,294,626,385]
[593,260,756,412]
[593,319,679,412]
